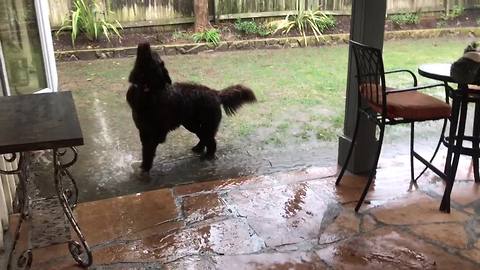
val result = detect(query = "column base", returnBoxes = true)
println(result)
[337,134,378,175]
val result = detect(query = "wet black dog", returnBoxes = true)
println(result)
[127,43,256,172]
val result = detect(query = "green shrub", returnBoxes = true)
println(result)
[192,28,221,46]
[464,41,479,53]
[234,19,273,37]
[477,18,480,26]
[172,31,190,41]
[257,25,274,37]
[316,14,336,32]
[234,20,258,34]
[451,4,465,18]
[389,12,420,26]
[441,4,464,20]
[56,0,122,46]
[274,2,336,46]
[436,20,447,28]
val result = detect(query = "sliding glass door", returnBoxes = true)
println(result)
[0,0,57,96]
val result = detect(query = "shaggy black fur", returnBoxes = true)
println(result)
[127,43,257,172]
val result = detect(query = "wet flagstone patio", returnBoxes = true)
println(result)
[5,153,480,269]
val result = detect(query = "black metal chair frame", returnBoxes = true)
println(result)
[438,85,480,212]
[336,40,449,212]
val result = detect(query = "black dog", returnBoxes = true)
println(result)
[127,43,256,172]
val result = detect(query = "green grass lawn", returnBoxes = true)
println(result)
[58,37,470,148]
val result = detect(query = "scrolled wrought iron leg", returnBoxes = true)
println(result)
[8,223,33,270]
[5,153,33,270]
[62,168,79,209]
[355,124,385,212]
[57,147,79,209]
[53,148,92,267]
[336,109,361,185]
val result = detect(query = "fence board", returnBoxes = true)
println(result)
[47,0,479,34]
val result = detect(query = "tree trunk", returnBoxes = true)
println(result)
[194,0,210,32]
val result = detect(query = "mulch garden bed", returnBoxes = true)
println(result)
[52,9,480,52]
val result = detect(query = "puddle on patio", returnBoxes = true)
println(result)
[28,84,452,204]
[31,80,454,203]
[30,86,339,202]
[29,41,472,203]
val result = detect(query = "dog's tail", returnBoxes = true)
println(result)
[218,85,257,116]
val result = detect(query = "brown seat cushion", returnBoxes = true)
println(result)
[359,84,451,121]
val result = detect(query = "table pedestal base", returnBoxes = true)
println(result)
[4,148,92,269]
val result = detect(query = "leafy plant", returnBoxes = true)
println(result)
[441,4,464,20]
[56,0,122,46]
[172,30,190,41]
[464,41,480,53]
[389,12,420,26]
[436,20,447,28]
[235,20,258,34]
[274,1,336,46]
[451,4,465,18]
[192,28,221,46]
[234,19,273,37]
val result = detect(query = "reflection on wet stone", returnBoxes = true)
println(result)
[225,182,332,247]
[18,162,480,269]
[15,82,480,269]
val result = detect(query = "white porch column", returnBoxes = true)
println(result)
[337,0,387,174]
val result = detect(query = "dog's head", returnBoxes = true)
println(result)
[128,43,172,92]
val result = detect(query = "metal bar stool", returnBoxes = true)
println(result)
[440,85,480,211]
[337,41,451,212]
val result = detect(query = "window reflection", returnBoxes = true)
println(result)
[0,0,46,95]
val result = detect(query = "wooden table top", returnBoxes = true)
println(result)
[0,91,83,154]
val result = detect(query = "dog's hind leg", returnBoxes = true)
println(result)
[191,139,205,154]
[198,126,218,160]
[198,107,221,160]
[203,137,217,160]
[184,124,205,154]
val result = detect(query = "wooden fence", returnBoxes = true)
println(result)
[48,0,480,28]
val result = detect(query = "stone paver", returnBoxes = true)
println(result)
[316,227,478,270]
[226,181,332,247]
[75,188,178,246]
[182,193,232,224]
[410,223,469,249]
[370,192,470,225]
[212,251,328,269]
[4,160,480,269]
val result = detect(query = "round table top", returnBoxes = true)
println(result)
[418,63,454,83]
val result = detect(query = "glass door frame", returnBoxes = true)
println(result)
[34,0,57,93]
[0,0,57,96]
[0,41,10,96]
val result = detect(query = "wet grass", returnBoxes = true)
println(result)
[58,37,470,149]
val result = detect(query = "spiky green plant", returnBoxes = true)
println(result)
[192,28,221,47]
[56,0,122,46]
[274,0,335,46]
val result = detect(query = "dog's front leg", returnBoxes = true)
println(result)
[140,132,158,172]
